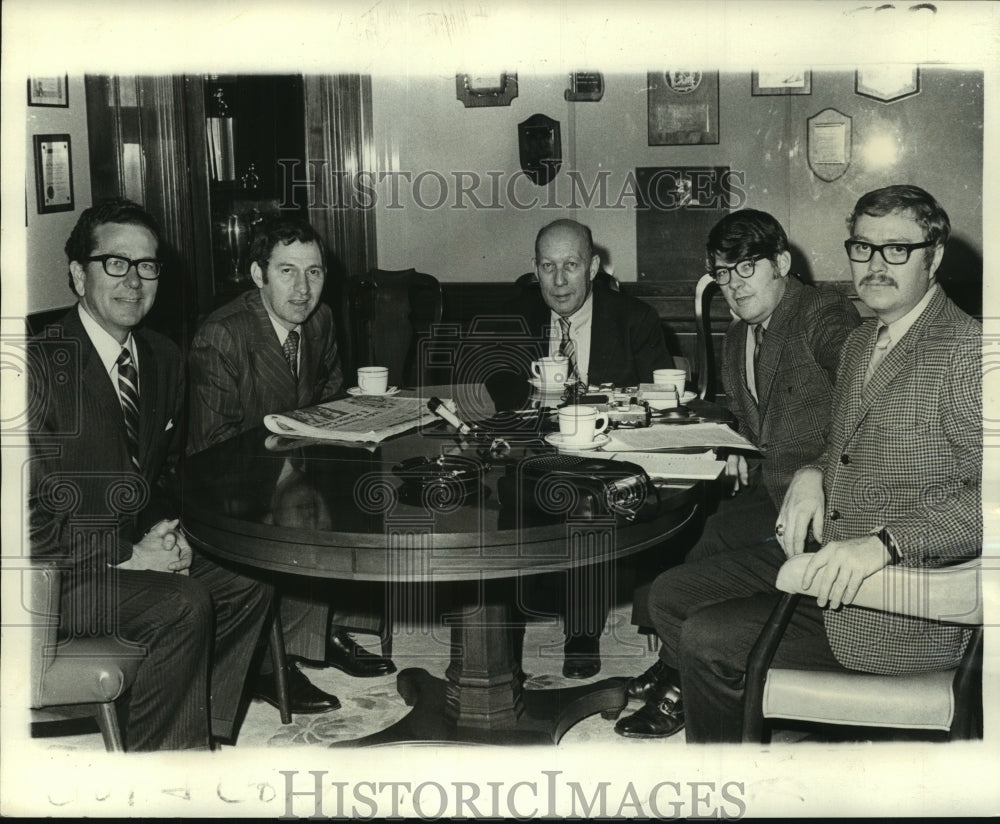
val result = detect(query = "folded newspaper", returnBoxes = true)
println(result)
[263,395,442,443]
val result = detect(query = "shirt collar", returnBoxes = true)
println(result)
[881,283,939,345]
[77,303,136,374]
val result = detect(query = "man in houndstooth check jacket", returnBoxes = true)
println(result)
[616,185,981,742]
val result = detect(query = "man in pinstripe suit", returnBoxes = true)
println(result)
[617,186,981,742]
[29,199,271,750]
[187,215,393,715]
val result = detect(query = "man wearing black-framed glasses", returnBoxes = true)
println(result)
[617,208,860,740]
[29,198,271,750]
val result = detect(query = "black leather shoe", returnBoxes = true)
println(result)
[324,630,396,678]
[614,689,684,739]
[254,663,341,714]
[626,659,674,702]
[562,635,601,680]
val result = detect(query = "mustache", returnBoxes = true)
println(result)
[859,275,897,288]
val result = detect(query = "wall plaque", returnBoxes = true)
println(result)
[807,108,852,182]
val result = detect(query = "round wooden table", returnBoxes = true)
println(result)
[180,385,710,745]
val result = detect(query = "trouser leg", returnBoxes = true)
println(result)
[678,594,844,742]
[91,568,214,751]
[648,541,786,673]
[189,553,272,739]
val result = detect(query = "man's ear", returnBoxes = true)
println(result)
[69,261,86,296]
[250,261,265,289]
[775,250,792,277]
[927,244,945,281]
[589,255,600,280]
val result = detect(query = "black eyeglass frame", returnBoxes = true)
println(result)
[709,255,765,286]
[83,254,162,280]
[843,239,936,265]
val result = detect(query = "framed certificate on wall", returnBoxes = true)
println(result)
[33,134,75,214]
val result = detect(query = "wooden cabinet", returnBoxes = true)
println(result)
[185,74,306,310]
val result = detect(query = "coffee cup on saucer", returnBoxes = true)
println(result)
[357,366,389,394]
[531,356,570,388]
[558,405,609,445]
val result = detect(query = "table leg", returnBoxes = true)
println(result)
[330,579,626,747]
[268,605,292,725]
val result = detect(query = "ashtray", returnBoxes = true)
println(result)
[393,455,489,506]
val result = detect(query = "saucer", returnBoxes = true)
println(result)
[544,432,611,451]
[347,386,400,397]
[528,377,565,392]
[646,390,697,408]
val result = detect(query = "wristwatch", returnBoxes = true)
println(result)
[877,527,901,565]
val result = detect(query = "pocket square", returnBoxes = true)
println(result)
[165,419,174,431]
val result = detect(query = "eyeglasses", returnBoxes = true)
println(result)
[843,239,935,265]
[84,254,162,280]
[710,255,763,286]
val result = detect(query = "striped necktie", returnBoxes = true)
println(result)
[752,323,765,401]
[283,330,299,378]
[864,324,891,387]
[116,348,141,471]
[558,316,579,384]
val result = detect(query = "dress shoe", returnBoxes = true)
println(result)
[626,659,675,702]
[614,688,685,739]
[562,635,601,680]
[254,662,341,714]
[323,630,396,678]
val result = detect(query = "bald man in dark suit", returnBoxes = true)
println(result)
[187,215,393,715]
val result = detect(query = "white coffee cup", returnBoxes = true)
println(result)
[532,356,570,387]
[357,366,389,394]
[558,405,609,444]
[653,368,687,396]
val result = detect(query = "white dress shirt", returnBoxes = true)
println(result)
[548,292,594,384]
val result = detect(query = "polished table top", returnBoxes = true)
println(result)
[179,383,717,582]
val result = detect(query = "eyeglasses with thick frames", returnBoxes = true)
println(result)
[84,254,162,280]
[844,239,935,265]
[710,255,764,286]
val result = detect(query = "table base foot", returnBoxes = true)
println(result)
[330,668,627,747]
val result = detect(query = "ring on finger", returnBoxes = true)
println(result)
[775,523,785,538]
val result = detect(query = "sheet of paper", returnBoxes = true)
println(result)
[605,422,758,452]
[604,450,724,480]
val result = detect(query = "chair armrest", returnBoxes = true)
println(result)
[775,554,982,624]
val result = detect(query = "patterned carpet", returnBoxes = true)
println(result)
[36,605,689,752]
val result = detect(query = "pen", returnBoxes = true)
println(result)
[427,397,473,435]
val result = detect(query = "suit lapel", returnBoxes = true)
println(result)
[133,332,160,472]
[587,288,613,381]
[754,278,800,423]
[846,289,946,438]
[298,315,321,407]
[65,311,132,472]
[731,324,760,437]
[247,290,298,408]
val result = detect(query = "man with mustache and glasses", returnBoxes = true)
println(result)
[614,186,981,743]
[188,214,394,718]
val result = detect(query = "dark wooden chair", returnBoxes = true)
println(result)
[349,269,443,388]
[742,556,984,743]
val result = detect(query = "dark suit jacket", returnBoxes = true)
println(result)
[721,277,860,507]
[819,287,981,674]
[504,281,673,386]
[29,307,184,567]
[187,289,343,454]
